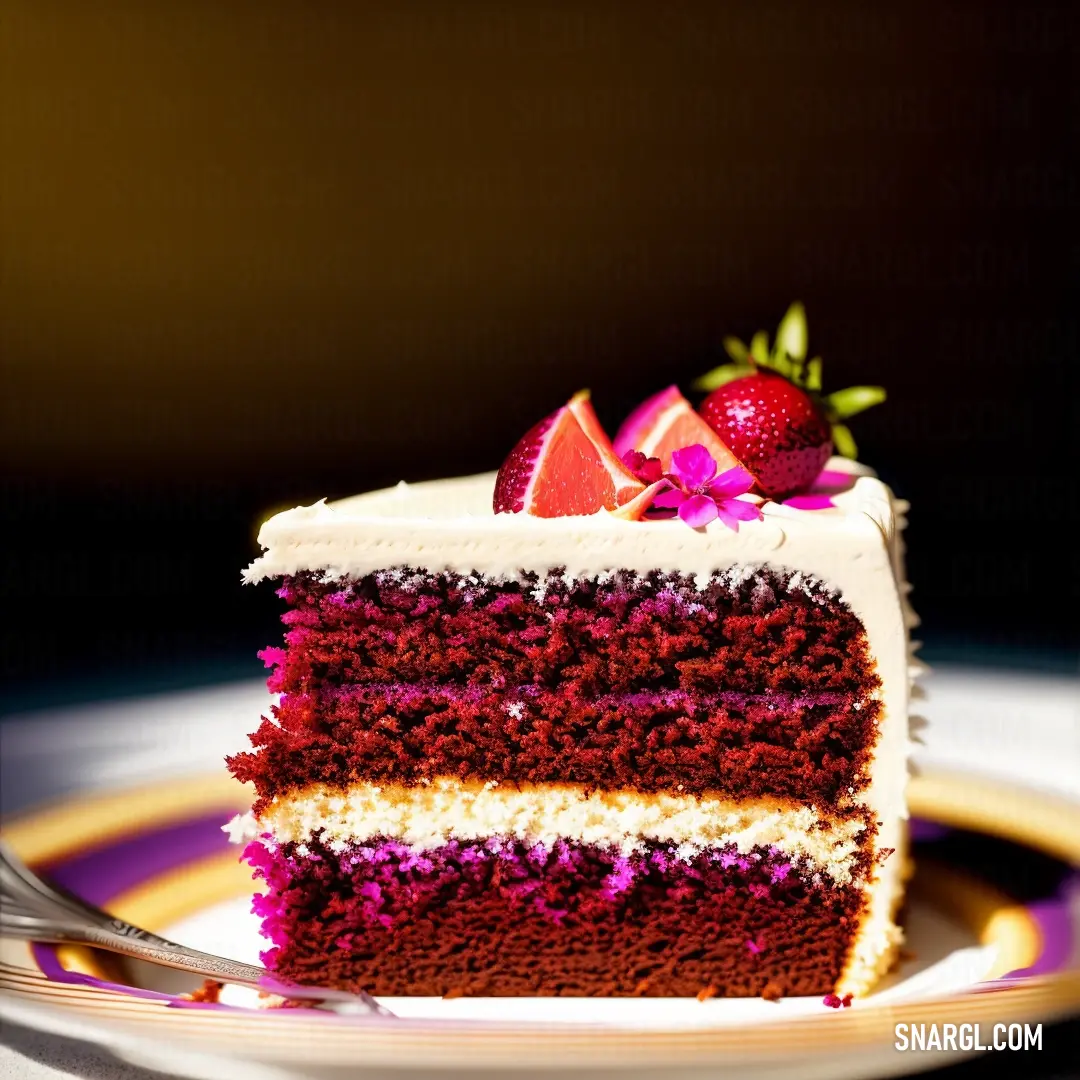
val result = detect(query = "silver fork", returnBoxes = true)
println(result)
[0,839,392,1017]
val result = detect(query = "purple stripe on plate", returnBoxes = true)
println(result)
[909,818,952,843]
[43,812,235,907]
[1004,874,1079,979]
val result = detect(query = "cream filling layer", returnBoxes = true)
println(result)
[246,779,869,884]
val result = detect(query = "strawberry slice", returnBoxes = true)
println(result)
[494,392,645,516]
[614,385,742,474]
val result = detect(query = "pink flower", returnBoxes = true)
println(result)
[622,444,762,531]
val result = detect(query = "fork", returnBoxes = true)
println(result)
[0,839,392,1017]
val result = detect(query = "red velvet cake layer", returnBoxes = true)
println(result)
[233,689,878,811]
[229,568,881,811]
[263,569,875,696]
[247,836,868,998]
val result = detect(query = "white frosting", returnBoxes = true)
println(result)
[244,456,915,994]
[250,780,868,883]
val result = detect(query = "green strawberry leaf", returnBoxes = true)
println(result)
[722,336,749,363]
[829,421,855,455]
[825,385,887,420]
[749,330,770,364]
[831,423,858,459]
[771,352,795,380]
[775,301,807,362]
[805,356,823,391]
[691,363,755,392]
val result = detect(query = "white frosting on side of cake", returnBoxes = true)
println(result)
[837,483,918,997]
[248,779,869,883]
[837,821,909,997]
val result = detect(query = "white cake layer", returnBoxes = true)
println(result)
[235,779,869,883]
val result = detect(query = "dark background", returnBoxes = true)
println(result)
[3,0,1079,713]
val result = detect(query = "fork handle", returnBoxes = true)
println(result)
[0,840,391,1012]
[2,838,291,989]
[61,920,276,985]
[6,912,389,1008]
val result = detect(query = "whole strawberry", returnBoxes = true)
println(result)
[699,372,832,500]
[694,302,886,500]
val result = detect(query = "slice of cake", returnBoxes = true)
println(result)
[228,307,915,999]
